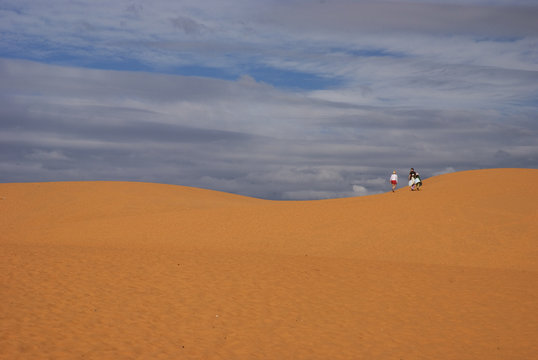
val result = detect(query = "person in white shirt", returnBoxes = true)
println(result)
[414,172,422,191]
[390,170,398,192]
[408,168,417,191]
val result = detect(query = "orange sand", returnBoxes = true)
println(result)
[1,168,537,359]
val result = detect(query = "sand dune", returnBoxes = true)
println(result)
[1,168,537,359]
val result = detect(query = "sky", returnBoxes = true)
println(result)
[1,0,537,200]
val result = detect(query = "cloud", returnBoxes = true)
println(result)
[2,1,537,79]
[254,1,538,37]
[433,167,457,176]
[26,150,70,161]
[1,1,537,199]
[169,16,208,35]
[1,57,537,198]
[352,185,369,196]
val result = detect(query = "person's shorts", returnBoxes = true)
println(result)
[391,180,397,185]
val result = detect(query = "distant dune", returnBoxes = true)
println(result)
[1,168,537,359]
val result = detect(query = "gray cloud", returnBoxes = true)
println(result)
[1,58,537,199]
[256,1,538,37]
[170,15,208,35]
[1,0,537,199]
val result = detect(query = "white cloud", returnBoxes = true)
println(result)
[352,185,369,196]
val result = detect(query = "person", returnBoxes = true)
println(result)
[390,170,398,192]
[415,172,422,191]
[409,174,416,190]
[408,168,417,191]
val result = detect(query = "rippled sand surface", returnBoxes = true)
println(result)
[1,168,537,359]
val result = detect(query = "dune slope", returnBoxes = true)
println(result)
[1,169,537,359]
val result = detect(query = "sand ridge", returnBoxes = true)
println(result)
[1,168,537,359]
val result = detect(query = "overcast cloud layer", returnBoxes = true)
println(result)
[1,0,537,199]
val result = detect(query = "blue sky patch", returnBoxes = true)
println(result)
[333,47,406,59]
[243,66,342,90]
